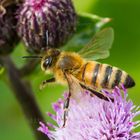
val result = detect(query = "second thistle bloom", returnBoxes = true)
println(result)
[0,3,19,55]
[18,0,77,53]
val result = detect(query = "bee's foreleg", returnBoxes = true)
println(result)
[63,91,71,127]
[40,77,55,90]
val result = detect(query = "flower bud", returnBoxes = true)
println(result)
[0,3,19,55]
[18,0,77,53]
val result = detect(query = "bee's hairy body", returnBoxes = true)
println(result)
[78,61,134,89]
[48,52,85,85]
[41,49,135,90]
[27,27,135,127]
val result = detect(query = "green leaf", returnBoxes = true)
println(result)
[0,64,5,75]
[62,13,111,52]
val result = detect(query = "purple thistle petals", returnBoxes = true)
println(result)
[38,122,50,135]
[47,112,57,121]
[38,87,140,140]
[38,121,56,139]
[52,98,63,112]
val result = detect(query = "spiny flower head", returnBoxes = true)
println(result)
[0,3,19,55]
[38,86,140,140]
[18,0,77,53]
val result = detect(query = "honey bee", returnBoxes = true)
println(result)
[23,28,135,126]
[39,28,135,126]
[40,28,135,91]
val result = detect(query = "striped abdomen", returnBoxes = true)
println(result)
[80,61,135,89]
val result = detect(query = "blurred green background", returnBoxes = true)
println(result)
[0,0,140,139]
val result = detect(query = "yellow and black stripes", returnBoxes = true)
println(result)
[81,61,135,89]
[124,75,135,88]
[101,65,112,88]
[111,69,122,88]
[92,63,100,86]
[82,62,89,83]
[81,61,97,86]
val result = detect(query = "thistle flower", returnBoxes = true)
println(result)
[0,4,19,55]
[18,0,77,53]
[38,86,140,140]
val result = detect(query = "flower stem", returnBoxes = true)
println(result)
[0,56,50,140]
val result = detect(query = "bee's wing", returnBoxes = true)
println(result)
[65,73,111,102]
[78,27,114,60]
[65,73,84,102]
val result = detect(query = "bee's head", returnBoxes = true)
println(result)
[41,49,60,71]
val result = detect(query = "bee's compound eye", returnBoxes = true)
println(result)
[43,59,49,68]
[43,57,52,69]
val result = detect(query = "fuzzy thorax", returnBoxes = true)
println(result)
[54,52,84,84]
[41,51,85,85]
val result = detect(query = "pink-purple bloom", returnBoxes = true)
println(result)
[18,0,77,53]
[38,86,140,140]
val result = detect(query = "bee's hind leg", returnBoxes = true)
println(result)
[79,83,114,102]
[63,91,71,127]
[40,77,55,90]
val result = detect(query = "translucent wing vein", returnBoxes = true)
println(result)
[78,27,114,60]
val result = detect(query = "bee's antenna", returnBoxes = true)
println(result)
[22,56,43,59]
